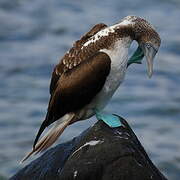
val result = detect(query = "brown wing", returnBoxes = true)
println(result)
[33,51,111,148]
[34,23,108,147]
[49,23,107,95]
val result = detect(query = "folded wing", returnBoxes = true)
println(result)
[34,51,111,148]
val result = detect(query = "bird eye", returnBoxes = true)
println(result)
[145,43,151,49]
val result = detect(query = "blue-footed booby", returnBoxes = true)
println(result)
[21,16,161,162]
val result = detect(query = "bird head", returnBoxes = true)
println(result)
[123,16,161,78]
[138,29,161,78]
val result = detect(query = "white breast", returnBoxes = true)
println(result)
[96,38,132,108]
[78,38,132,119]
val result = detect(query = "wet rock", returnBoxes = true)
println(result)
[10,116,168,180]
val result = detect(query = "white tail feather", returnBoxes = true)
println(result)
[20,113,75,163]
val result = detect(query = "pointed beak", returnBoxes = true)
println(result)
[140,43,157,78]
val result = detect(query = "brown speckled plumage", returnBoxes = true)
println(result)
[35,17,161,148]
[21,16,161,162]
[55,27,131,75]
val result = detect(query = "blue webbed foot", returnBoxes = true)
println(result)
[94,109,122,128]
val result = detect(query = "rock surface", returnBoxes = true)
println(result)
[10,116,168,180]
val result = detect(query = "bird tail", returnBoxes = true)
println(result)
[20,113,75,163]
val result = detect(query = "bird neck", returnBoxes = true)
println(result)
[100,38,131,70]
[113,24,134,41]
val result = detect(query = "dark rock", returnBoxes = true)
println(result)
[10,116,168,180]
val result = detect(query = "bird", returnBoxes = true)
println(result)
[21,16,161,162]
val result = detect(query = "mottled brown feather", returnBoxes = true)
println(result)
[33,24,113,148]
[49,51,111,122]
[33,51,111,148]
[34,17,162,148]
[33,22,138,148]
[49,23,107,95]
[25,16,162,159]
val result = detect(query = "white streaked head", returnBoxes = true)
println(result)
[118,16,136,26]
[119,16,161,78]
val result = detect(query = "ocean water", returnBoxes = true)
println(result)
[0,0,180,179]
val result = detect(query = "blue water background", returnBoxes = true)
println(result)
[0,0,180,179]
